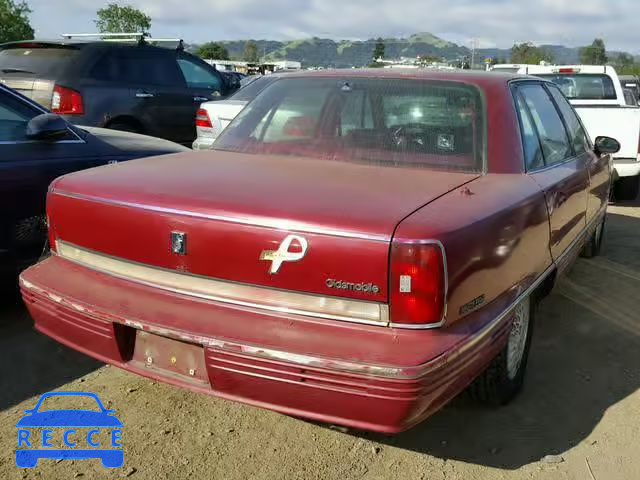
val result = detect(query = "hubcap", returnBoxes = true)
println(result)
[506,296,531,380]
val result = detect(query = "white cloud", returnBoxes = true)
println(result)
[26,0,640,52]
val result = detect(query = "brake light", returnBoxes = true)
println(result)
[389,242,446,326]
[51,85,84,115]
[196,108,212,128]
[555,68,580,74]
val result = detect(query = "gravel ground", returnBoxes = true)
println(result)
[1,200,639,480]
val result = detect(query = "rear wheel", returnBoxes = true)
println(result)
[468,294,535,406]
[613,176,640,202]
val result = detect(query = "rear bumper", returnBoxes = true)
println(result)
[613,156,640,178]
[192,136,216,151]
[19,256,512,433]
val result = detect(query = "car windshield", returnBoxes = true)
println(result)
[214,77,484,172]
[536,74,617,100]
[0,45,80,77]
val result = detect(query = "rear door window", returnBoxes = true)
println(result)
[518,84,573,166]
[546,85,591,155]
[90,48,185,87]
[514,94,544,171]
[0,45,80,77]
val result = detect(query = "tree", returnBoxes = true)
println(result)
[579,39,607,65]
[511,42,554,64]
[0,0,34,43]
[196,42,229,60]
[373,37,385,61]
[95,3,151,34]
[243,40,259,63]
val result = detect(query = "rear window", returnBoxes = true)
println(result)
[230,76,274,102]
[214,77,484,172]
[0,46,79,77]
[536,74,617,100]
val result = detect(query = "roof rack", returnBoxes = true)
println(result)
[60,33,184,51]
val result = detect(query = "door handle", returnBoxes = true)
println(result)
[193,96,209,102]
[135,91,155,98]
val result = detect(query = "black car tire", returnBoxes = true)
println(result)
[613,176,640,202]
[108,122,142,134]
[581,215,605,258]
[468,294,535,406]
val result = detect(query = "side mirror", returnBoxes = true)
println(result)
[26,113,70,141]
[594,136,621,155]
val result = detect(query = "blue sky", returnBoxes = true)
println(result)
[26,0,640,52]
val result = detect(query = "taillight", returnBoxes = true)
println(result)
[389,242,446,326]
[51,85,84,115]
[196,108,212,128]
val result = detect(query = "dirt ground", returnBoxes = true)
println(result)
[1,200,639,480]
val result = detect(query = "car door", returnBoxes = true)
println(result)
[0,88,106,269]
[546,84,611,223]
[93,47,195,145]
[514,82,590,263]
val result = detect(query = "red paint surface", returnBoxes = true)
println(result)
[20,70,611,431]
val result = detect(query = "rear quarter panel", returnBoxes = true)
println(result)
[394,174,553,325]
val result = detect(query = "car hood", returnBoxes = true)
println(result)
[53,150,480,240]
[16,410,123,427]
[77,126,189,157]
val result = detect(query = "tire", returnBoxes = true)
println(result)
[581,215,605,258]
[613,176,640,202]
[108,122,142,134]
[468,294,535,406]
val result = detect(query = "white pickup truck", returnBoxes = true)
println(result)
[494,64,640,200]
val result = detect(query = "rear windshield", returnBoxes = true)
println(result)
[214,77,485,171]
[230,76,275,102]
[0,45,80,77]
[536,74,617,100]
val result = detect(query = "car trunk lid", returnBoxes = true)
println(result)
[48,151,479,304]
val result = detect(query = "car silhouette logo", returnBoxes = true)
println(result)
[15,391,123,468]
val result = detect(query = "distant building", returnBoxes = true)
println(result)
[203,59,301,74]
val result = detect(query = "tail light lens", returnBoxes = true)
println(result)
[196,108,213,128]
[51,85,84,115]
[389,242,446,326]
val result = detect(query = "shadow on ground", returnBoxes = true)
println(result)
[0,284,100,411]
[353,200,640,469]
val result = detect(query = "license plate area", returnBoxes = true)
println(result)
[131,331,209,386]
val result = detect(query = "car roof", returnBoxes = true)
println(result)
[273,68,528,87]
[0,39,179,53]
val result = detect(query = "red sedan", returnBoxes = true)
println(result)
[20,70,619,433]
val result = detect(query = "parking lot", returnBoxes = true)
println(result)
[0,199,637,480]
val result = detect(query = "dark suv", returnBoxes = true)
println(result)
[0,39,237,146]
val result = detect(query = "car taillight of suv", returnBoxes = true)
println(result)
[51,85,84,115]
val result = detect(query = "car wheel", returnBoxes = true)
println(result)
[581,215,605,258]
[613,176,640,202]
[468,294,535,406]
[108,122,141,134]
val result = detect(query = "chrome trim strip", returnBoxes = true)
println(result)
[21,261,553,380]
[55,241,389,326]
[0,138,85,145]
[51,190,390,242]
